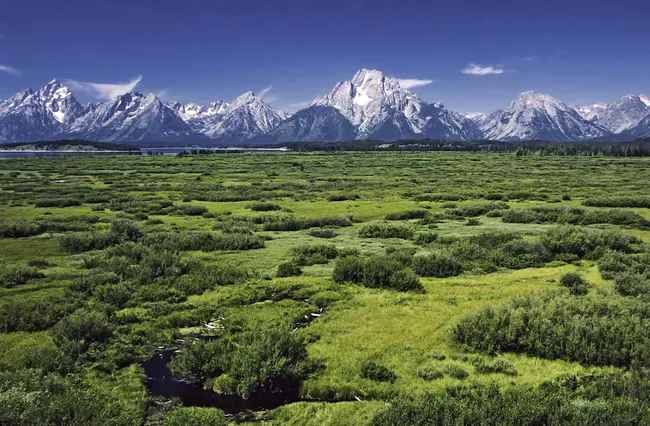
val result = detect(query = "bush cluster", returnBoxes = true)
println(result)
[359,222,414,239]
[333,255,424,293]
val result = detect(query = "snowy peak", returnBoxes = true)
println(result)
[483,91,609,141]
[310,68,435,139]
[576,94,650,133]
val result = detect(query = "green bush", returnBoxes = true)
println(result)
[307,227,338,239]
[359,222,414,239]
[276,261,302,277]
[332,256,365,284]
[27,258,50,268]
[371,377,650,426]
[473,358,517,376]
[453,292,650,367]
[385,210,430,220]
[164,407,227,426]
[559,272,590,296]
[291,244,338,266]
[248,201,282,211]
[35,198,82,208]
[413,253,463,278]
[417,364,444,381]
[540,226,637,258]
[360,360,397,383]
[388,268,424,292]
[178,204,209,216]
[170,325,313,398]
[613,272,650,297]
[0,266,44,288]
[145,231,265,252]
[442,362,469,380]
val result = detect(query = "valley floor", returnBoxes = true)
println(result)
[1,152,649,425]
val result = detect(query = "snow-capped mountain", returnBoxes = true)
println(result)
[3,73,650,144]
[67,92,197,142]
[201,91,285,141]
[621,114,650,140]
[575,95,650,133]
[307,69,479,141]
[573,103,608,122]
[0,80,85,143]
[262,105,358,143]
[482,91,609,142]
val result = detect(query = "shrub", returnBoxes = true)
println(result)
[388,268,424,293]
[360,360,397,383]
[110,219,144,241]
[442,362,469,380]
[248,201,282,211]
[0,266,44,288]
[371,378,650,426]
[540,226,636,258]
[307,228,338,239]
[291,244,338,266]
[327,193,359,202]
[559,272,590,296]
[613,272,650,297]
[453,292,650,368]
[473,358,517,376]
[385,210,430,220]
[359,222,414,239]
[413,254,463,278]
[170,325,312,398]
[58,232,117,253]
[27,258,50,268]
[417,364,444,381]
[164,407,227,426]
[263,215,352,231]
[332,256,365,284]
[362,256,402,288]
[414,232,438,245]
[146,231,265,252]
[178,204,209,216]
[35,198,81,208]
[276,261,302,277]
[51,309,113,356]
[465,218,481,226]
[583,196,650,208]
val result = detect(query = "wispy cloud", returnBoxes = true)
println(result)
[156,89,170,99]
[0,64,21,76]
[65,75,142,99]
[524,56,535,61]
[397,78,434,89]
[286,100,311,111]
[461,63,505,76]
[257,85,273,100]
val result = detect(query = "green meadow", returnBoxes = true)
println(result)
[1,151,650,425]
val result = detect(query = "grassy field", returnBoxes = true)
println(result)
[1,151,650,425]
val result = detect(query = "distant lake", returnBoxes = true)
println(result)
[0,147,287,158]
[0,150,137,159]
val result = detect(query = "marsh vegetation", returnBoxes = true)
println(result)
[1,151,649,424]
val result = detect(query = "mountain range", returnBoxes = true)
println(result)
[2,69,650,145]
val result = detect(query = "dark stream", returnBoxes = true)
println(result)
[141,349,300,413]
[141,308,324,413]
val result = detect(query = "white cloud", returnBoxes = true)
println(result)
[65,75,142,99]
[397,78,434,89]
[0,64,20,76]
[461,63,505,75]
[281,100,312,112]
[258,85,272,100]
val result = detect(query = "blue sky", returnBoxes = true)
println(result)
[1,0,649,113]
